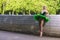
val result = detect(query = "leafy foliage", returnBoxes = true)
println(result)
[0,0,60,15]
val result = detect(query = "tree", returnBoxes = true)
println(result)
[0,0,60,15]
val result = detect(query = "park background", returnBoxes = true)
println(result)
[0,0,60,15]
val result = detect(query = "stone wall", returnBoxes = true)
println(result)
[0,15,60,36]
[44,15,60,37]
[0,15,39,34]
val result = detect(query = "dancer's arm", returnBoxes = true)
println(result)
[46,10,49,16]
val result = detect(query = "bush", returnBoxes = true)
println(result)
[0,0,60,15]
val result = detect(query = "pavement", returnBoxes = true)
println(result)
[0,30,60,40]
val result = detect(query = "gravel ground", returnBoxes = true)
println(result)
[0,30,60,40]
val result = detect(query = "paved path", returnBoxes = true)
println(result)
[0,31,60,40]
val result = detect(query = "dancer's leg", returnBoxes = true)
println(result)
[39,19,44,37]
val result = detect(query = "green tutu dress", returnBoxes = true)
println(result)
[34,13,49,22]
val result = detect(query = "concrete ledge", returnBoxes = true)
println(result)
[44,15,60,37]
[0,15,60,37]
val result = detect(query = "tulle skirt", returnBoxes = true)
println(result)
[34,14,49,22]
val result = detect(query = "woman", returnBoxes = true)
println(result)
[39,6,49,37]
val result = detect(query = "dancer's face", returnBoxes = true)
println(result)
[43,6,46,10]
